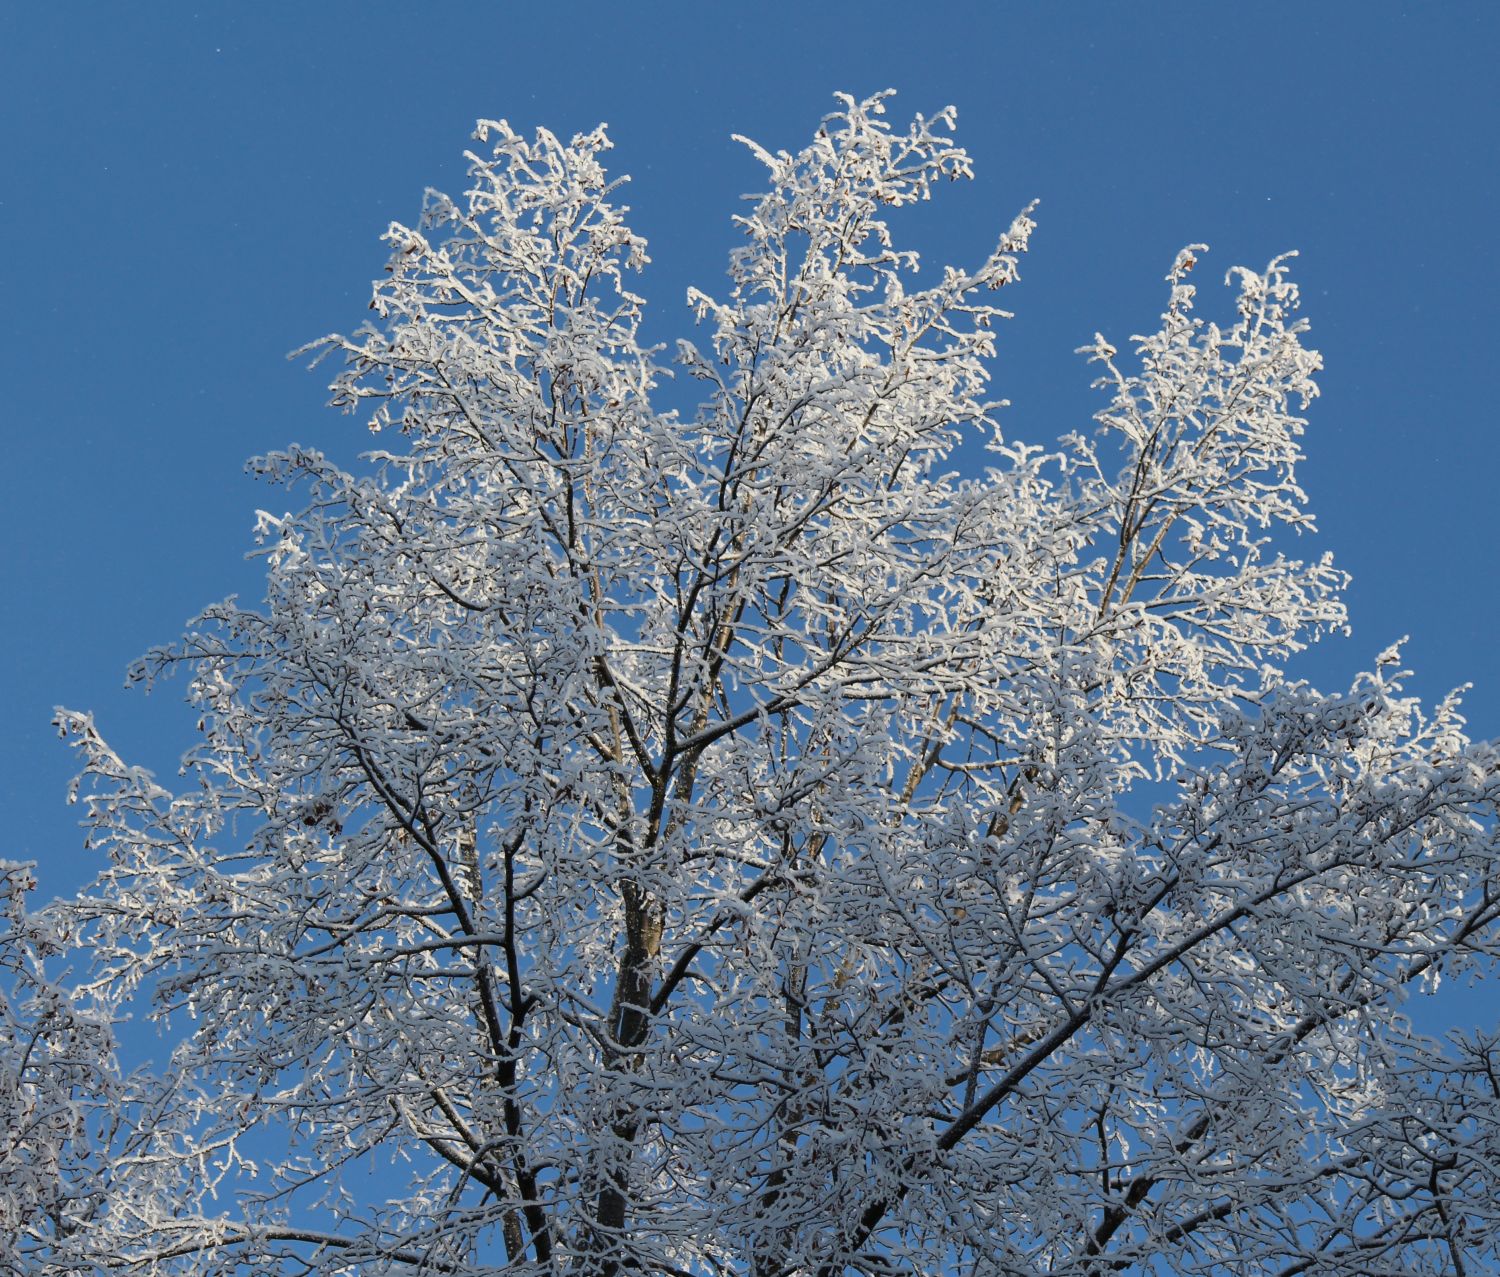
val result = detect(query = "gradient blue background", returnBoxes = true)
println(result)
[3,0,1496,974]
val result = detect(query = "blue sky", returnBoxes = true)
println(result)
[3,1,1496,917]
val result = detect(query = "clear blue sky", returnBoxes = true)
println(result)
[3,4,1496,912]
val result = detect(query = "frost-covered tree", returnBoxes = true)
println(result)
[1,861,120,1271]
[22,92,1500,1276]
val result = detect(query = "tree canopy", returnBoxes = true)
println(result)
[7,92,1498,1277]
